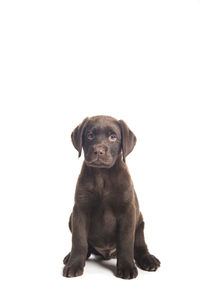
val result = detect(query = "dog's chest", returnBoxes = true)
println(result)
[93,173,117,201]
[95,173,105,191]
[89,176,118,234]
[89,204,117,248]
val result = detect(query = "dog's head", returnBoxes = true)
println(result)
[71,116,136,168]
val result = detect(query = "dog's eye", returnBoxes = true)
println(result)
[87,133,94,140]
[109,134,117,142]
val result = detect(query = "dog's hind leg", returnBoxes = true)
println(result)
[134,215,160,271]
[63,252,71,265]
[63,246,92,265]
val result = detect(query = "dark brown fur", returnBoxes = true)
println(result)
[63,116,160,279]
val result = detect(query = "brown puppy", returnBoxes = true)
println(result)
[63,115,160,279]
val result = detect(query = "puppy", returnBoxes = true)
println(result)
[63,115,160,279]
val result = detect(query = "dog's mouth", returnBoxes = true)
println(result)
[85,158,113,168]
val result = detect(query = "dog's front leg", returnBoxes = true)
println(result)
[116,206,138,279]
[63,205,88,278]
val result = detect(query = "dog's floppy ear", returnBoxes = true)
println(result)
[119,120,136,162]
[71,117,89,157]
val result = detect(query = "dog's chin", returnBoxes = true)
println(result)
[85,159,114,169]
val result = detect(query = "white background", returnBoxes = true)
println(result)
[0,0,200,299]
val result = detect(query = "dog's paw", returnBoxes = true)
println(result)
[63,263,84,278]
[116,263,138,279]
[136,253,160,271]
[63,253,70,265]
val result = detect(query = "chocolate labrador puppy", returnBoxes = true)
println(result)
[63,115,160,279]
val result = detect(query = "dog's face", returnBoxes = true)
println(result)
[71,116,136,168]
[82,117,122,168]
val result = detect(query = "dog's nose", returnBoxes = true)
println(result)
[94,145,107,156]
